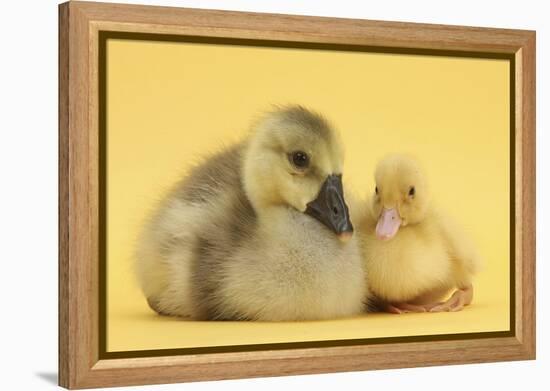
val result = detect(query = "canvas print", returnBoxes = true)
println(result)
[103,35,510,354]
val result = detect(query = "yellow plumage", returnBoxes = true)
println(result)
[357,154,481,313]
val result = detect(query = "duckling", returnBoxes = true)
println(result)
[358,154,481,313]
[135,106,366,321]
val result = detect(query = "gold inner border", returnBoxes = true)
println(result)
[98,31,516,360]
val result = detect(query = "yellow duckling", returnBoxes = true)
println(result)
[358,154,481,313]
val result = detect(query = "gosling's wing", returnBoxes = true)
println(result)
[170,142,258,320]
[134,141,257,318]
[168,139,257,255]
[140,141,252,257]
[174,142,247,204]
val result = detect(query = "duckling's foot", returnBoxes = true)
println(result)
[428,284,474,312]
[385,302,427,314]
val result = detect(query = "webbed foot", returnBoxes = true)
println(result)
[385,302,428,314]
[427,284,473,312]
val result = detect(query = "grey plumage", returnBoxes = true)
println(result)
[183,144,257,319]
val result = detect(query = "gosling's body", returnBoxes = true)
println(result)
[358,155,480,313]
[136,107,366,321]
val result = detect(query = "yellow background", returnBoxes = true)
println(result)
[107,39,510,352]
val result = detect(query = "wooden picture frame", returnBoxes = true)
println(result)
[59,1,536,388]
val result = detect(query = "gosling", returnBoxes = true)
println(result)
[135,106,367,321]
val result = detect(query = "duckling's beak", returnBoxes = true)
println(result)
[375,208,402,240]
[305,174,354,242]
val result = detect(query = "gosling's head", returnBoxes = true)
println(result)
[370,154,430,240]
[243,105,353,241]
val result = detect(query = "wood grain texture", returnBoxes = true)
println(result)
[73,0,531,52]
[59,1,98,388]
[518,34,536,354]
[58,3,70,387]
[58,1,536,388]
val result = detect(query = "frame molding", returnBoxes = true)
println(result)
[59,1,536,388]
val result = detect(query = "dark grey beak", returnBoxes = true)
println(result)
[305,174,354,240]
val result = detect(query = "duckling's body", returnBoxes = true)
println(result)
[136,107,366,321]
[361,208,479,309]
[358,155,480,313]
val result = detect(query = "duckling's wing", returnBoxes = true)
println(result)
[437,212,482,286]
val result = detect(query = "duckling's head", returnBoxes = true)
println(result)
[370,154,430,240]
[243,105,353,241]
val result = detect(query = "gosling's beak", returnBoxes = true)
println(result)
[375,207,402,241]
[305,174,354,242]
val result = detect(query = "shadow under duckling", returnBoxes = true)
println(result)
[135,105,367,321]
[358,154,481,313]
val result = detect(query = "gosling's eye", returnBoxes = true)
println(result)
[375,186,379,195]
[289,151,309,169]
[409,186,415,197]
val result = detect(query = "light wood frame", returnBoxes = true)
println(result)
[59,1,536,389]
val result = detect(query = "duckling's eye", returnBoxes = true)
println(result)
[409,186,415,197]
[375,186,379,195]
[289,151,310,169]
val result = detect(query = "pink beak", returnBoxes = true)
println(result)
[375,208,402,240]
